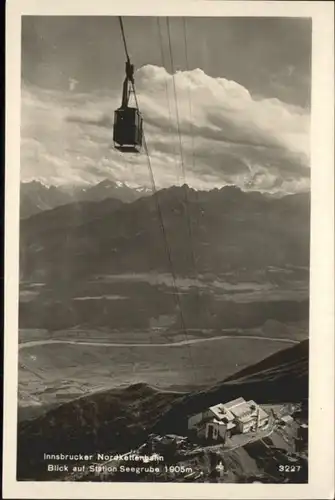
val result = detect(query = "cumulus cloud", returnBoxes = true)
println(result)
[20,65,310,193]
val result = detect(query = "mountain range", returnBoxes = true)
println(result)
[20,179,152,218]
[20,184,310,284]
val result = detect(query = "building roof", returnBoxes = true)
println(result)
[222,397,246,410]
[247,400,268,420]
[192,397,268,429]
[209,403,235,422]
[229,402,255,422]
[226,399,268,423]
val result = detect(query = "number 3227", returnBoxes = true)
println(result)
[278,465,302,472]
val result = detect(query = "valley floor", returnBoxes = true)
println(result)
[18,324,308,421]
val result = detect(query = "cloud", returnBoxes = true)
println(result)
[20,65,310,193]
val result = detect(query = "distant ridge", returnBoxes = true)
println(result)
[20,184,310,283]
[20,179,309,219]
[20,179,153,218]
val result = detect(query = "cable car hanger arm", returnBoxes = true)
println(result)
[121,61,134,108]
[118,16,136,108]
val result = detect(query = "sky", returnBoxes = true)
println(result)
[21,16,312,193]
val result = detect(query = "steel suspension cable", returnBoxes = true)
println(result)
[181,23,222,386]
[156,18,179,168]
[182,17,198,192]
[166,17,187,184]
[182,16,202,279]
[166,17,199,282]
[117,16,198,384]
[118,16,131,63]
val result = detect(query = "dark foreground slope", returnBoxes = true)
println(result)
[17,339,308,480]
[154,338,308,435]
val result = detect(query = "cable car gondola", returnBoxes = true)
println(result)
[113,60,143,153]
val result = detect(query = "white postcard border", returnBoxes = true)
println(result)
[4,1,334,499]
